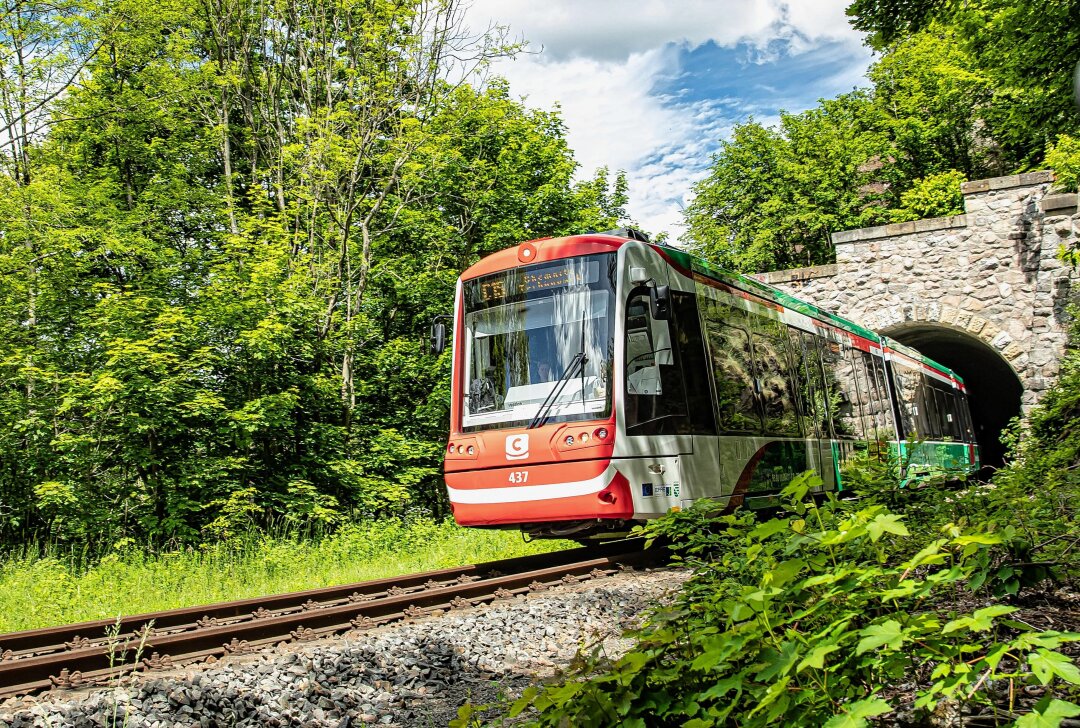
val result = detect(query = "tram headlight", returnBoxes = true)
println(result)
[595,428,609,440]
[448,442,455,453]
[564,435,575,446]
[467,445,476,455]
[456,445,464,454]
[580,432,590,443]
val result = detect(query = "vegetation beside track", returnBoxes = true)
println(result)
[0,517,570,633]
[462,325,1080,727]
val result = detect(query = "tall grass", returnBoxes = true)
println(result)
[0,518,571,633]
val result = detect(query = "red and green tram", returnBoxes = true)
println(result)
[438,230,978,539]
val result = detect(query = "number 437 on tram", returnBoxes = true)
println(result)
[433,229,979,540]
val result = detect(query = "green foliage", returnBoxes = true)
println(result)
[887,170,966,222]
[681,33,994,273]
[867,30,993,181]
[1047,135,1080,192]
[0,0,632,547]
[683,94,891,272]
[507,473,1080,726]
[845,0,944,49]
[849,0,1080,169]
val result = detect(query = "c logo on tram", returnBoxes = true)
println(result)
[505,434,529,460]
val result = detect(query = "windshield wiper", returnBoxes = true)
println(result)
[528,351,587,429]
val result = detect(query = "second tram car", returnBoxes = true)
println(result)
[438,230,978,539]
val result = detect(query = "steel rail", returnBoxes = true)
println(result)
[0,539,654,698]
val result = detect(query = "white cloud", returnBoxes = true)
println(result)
[463,0,871,240]
[489,46,699,236]
[466,0,846,61]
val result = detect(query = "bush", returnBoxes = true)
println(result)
[494,474,1080,727]
[888,170,966,222]
[1047,135,1080,192]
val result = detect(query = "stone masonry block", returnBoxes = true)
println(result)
[1019,171,1055,186]
[885,221,916,237]
[1040,193,1078,213]
[961,179,991,194]
[997,341,1023,360]
[913,215,967,234]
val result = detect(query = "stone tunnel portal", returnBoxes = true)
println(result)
[882,324,1023,469]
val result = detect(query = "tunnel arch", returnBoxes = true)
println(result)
[880,322,1023,469]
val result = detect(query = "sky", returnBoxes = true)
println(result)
[463,0,875,241]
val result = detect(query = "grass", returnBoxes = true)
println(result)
[0,517,572,633]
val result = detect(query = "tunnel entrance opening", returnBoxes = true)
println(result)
[882,323,1023,470]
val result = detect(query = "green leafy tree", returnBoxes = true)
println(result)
[848,0,1080,169]
[868,29,997,180]
[683,93,889,273]
[0,0,632,546]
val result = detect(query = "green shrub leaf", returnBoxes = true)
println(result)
[866,513,909,541]
[822,697,893,728]
[1014,698,1080,727]
[856,619,904,655]
[1029,649,1080,685]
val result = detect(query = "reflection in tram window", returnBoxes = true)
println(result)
[702,297,760,434]
[749,321,801,437]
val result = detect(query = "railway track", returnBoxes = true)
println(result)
[0,539,656,698]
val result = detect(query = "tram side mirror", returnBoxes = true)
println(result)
[430,321,447,355]
[649,285,670,320]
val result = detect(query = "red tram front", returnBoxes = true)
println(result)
[443,236,636,538]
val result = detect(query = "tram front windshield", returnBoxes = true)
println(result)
[461,253,616,432]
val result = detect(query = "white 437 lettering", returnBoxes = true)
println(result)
[508,470,529,484]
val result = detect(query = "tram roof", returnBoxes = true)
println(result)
[459,233,961,382]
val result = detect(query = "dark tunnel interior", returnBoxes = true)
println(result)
[883,324,1023,470]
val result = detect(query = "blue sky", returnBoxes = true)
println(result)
[465,1,874,239]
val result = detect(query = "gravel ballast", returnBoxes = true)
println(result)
[0,567,688,727]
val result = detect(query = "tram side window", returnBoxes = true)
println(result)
[931,386,950,440]
[945,388,963,440]
[750,322,802,437]
[798,330,832,438]
[702,298,760,434]
[625,290,685,434]
[819,338,856,440]
[914,376,939,440]
[785,326,811,433]
[930,380,963,441]
[959,391,976,443]
[860,350,889,438]
[846,346,875,441]
[891,365,921,439]
[673,292,716,434]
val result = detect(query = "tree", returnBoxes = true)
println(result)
[848,0,1080,169]
[682,93,889,273]
[0,0,632,546]
[868,28,998,180]
[845,0,945,50]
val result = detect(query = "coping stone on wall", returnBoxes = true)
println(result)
[753,263,838,285]
[831,214,967,246]
[960,171,1054,194]
[1040,193,1078,213]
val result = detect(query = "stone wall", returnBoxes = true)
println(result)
[754,171,1078,409]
